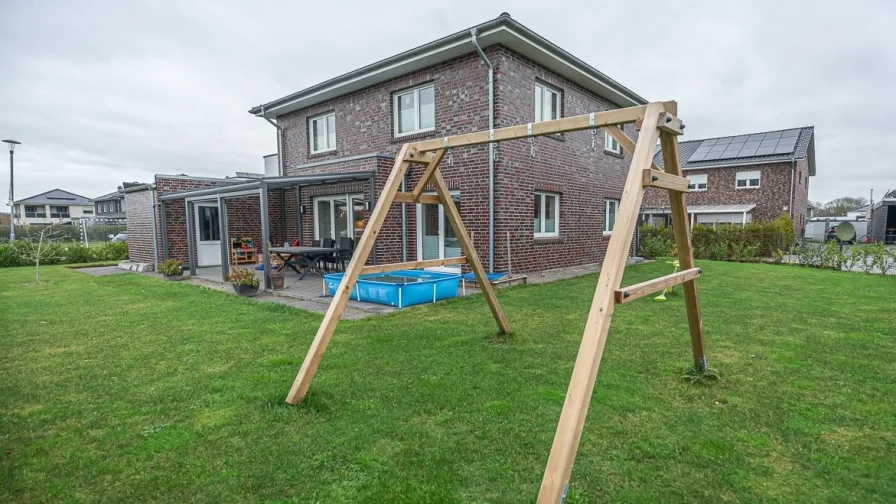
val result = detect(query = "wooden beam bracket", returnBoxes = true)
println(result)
[642,169,690,192]
[394,192,440,205]
[614,268,702,304]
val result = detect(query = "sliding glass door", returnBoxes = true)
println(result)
[416,192,462,269]
[314,194,366,241]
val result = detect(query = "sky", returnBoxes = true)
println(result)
[1,0,894,207]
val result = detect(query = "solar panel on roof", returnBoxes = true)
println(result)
[738,147,758,157]
[759,139,778,148]
[700,139,717,148]
[688,152,707,162]
[765,131,782,140]
[687,129,801,163]
[755,146,776,155]
[747,134,765,142]
[715,137,732,146]
[781,129,801,138]
[732,135,750,142]
[704,151,723,160]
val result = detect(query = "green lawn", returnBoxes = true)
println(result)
[1,261,894,502]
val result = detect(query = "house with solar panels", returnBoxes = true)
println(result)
[642,126,816,235]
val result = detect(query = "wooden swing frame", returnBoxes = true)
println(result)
[284,101,707,503]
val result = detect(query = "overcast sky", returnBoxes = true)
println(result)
[2,0,894,207]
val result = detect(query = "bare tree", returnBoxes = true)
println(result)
[19,225,62,284]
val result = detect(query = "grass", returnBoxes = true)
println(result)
[63,261,121,269]
[1,261,894,502]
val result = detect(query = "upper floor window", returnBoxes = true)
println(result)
[605,130,622,154]
[395,84,434,136]
[604,199,619,234]
[50,206,70,218]
[736,170,761,189]
[24,205,46,218]
[309,112,336,153]
[533,191,560,238]
[688,174,708,191]
[83,209,94,214]
[534,83,560,122]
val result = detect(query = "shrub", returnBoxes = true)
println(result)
[0,240,128,268]
[225,267,259,288]
[639,230,674,259]
[159,259,183,276]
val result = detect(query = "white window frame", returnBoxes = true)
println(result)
[534,83,561,122]
[604,199,619,235]
[415,190,462,270]
[604,130,623,155]
[393,84,435,137]
[534,191,560,238]
[735,170,761,189]
[313,193,363,241]
[309,112,336,154]
[687,174,708,191]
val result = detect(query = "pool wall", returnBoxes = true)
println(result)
[323,270,462,308]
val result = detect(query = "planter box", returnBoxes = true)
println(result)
[232,284,259,297]
[163,274,184,281]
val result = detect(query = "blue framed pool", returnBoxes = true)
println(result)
[323,270,463,308]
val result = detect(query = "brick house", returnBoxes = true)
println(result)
[125,13,651,280]
[641,127,816,235]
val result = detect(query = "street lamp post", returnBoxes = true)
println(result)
[3,139,21,241]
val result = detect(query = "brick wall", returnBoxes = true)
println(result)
[275,45,636,273]
[642,162,805,225]
[491,46,632,272]
[123,188,156,264]
[156,176,230,264]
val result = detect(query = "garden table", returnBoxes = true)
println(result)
[269,246,338,280]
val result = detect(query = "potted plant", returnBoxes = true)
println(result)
[159,259,184,281]
[226,266,260,297]
[269,267,286,290]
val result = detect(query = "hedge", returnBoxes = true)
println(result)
[639,215,796,261]
[0,241,128,268]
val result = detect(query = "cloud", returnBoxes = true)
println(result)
[1,0,894,205]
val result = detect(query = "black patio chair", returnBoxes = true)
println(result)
[311,239,321,247]
[335,237,354,271]
[320,238,337,271]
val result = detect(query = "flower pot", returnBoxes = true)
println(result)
[232,284,259,297]
[270,270,286,290]
[163,273,184,281]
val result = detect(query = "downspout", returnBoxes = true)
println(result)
[260,106,284,176]
[471,28,495,273]
[149,184,160,271]
[789,158,796,222]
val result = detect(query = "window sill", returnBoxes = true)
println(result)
[602,231,613,237]
[735,186,761,190]
[690,189,707,192]
[308,149,338,158]
[392,129,436,143]
[604,149,624,158]
[534,235,562,244]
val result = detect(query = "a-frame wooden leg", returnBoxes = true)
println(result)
[431,169,510,334]
[537,102,665,503]
[285,145,421,404]
[659,132,707,371]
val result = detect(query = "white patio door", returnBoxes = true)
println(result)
[194,202,221,267]
[416,192,461,270]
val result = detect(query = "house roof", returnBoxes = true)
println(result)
[15,188,92,205]
[248,12,647,118]
[93,190,124,202]
[654,126,815,176]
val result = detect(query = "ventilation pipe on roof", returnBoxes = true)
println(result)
[471,28,495,273]
[260,106,284,176]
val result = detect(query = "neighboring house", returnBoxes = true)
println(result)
[125,13,648,275]
[641,126,816,235]
[807,201,819,219]
[869,195,896,244]
[845,204,870,220]
[13,189,94,225]
[93,190,127,219]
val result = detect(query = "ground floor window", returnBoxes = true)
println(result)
[24,205,46,218]
[534,192,559,237]
[196,204,220,242]
[604,199,619,234]
[314,194,365,241]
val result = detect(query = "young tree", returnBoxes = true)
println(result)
[817,196,869,217]
[19,225,62,284]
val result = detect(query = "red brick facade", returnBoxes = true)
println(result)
[133,45,639,272]
[641,157,811,233]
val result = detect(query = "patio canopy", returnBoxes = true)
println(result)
[159,171,377,288]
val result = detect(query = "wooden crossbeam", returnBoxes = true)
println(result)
[360,256,467,275]
[614,268,702,304]
[409,101,678,152]
[642,169,690,192]
[404,150,437,164]
[393,192,441,204]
